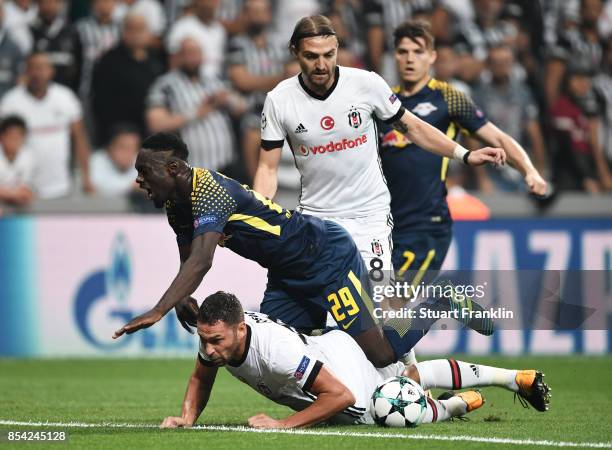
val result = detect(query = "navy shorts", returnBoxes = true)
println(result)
[260,221,377,336]
[391,226,452,283]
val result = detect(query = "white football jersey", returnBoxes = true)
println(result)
[198,311,404,424]
[261,66,403,218]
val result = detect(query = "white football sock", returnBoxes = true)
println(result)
[420,396,466,423]
[415,359,518,392]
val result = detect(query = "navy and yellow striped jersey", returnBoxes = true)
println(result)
[166,168,327,273]
[377,79,488,232]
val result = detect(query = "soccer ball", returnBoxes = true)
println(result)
[371,376,427,427]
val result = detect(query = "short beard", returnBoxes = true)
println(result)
[310,74,328,84]
[308,70,332,90]
[227,329,242,365]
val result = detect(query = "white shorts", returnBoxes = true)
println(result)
[310,330,405,425]
[326,213,395,283]
[325,214,417,364]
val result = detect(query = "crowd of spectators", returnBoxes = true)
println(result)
[0,0,610,209]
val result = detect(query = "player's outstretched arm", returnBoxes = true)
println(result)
[248,366,356,429]
[112,232,220,339]
[392,110,507,167]
[252,146,281,199]
[474,122,548,196]
[174,243,199,334]
[161,357,219,428]
[175,296,199,334]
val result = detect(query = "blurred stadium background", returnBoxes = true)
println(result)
[0,3,611,442]
[0,2,611,448]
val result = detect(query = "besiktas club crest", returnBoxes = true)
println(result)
[371,239,383,256]
[348,107,362,129]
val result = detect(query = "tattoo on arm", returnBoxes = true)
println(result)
[392,120,408,134]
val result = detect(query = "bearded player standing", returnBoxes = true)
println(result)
[253,15,505,335]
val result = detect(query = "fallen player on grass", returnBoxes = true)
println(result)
[160,292,550,429]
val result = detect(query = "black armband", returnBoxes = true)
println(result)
[261,139,284,150]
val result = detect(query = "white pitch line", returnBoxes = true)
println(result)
[1,420,611,449]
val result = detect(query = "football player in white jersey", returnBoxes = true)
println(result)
[160,292,550,429]
[253,15,505,336]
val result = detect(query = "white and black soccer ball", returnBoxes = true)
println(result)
[371,376,427,427]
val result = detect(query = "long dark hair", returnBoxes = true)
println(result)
[288,15,337,52]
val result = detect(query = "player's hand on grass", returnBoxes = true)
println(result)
[112,308,164,339]
[248,413,287,429]
[524,171,548,197]
[175,296,199,334]
[467,147,506,167]
[160,416,192,428]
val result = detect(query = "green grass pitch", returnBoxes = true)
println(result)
[0,356,610,449]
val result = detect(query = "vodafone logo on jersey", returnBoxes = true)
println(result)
[320,116,335,130]
[298,134,368,156]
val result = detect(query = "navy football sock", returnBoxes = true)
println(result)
[381,301,440,359]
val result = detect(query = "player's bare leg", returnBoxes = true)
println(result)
[354,327,397,368]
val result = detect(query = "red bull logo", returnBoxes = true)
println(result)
[381,130,411,148]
